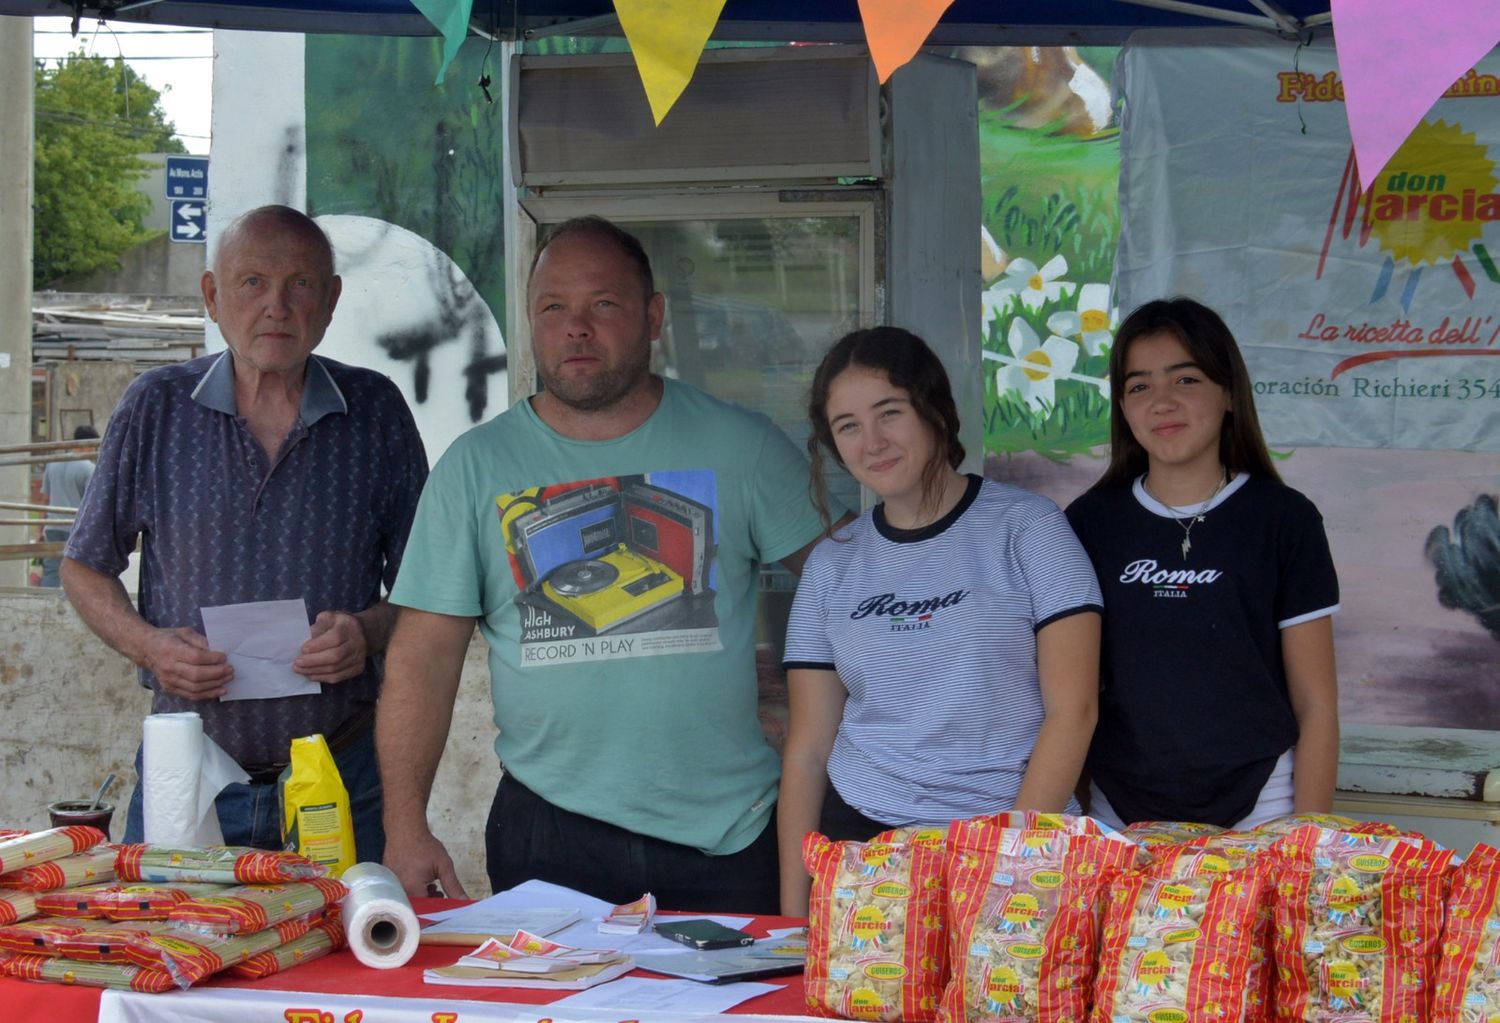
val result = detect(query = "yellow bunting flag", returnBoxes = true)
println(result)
[616,0,728,126]
[858,0,955,84]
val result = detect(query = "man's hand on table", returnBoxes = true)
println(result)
[143,626,232,700]
[386,825,470,901]
[294,610,368,683]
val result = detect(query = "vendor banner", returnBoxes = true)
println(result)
[1117,28,1500,452]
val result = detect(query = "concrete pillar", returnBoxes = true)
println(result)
[0,19,34,588]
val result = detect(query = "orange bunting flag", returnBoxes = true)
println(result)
[858,0,955,83]
[616,0,729,126]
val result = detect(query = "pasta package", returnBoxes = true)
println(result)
[979,813,1102,836]
[1269,825,1454,1023]
[123,913,321,987]
[226,918,346,979]
[1431,844,1500,1023]
[0,890,37,926]
[167,878,346,935]
[93,882,230,921]
[34,882,120,918]
[1090,846,1266,1023]
[52,920,174,963]
[1120,821,1226,850]
[0,848,117,892]
[942,819,1141,1023]
[3,951,176,993]
[803,826,948,1022]
[0,917,98,955]
[115,844,329,884]
[0,827,107,875]
[1249,815,1402,841]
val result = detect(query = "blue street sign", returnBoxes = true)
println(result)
[165,155,209,199]
[170,200,207,244]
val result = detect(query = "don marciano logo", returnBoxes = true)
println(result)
[851,590,969,632]
[1120,559,1223,600]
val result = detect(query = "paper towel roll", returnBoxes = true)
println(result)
[141,712,249,847]
[341,861,420,969]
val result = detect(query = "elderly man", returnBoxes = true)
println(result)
[62,205,428,858]
[379,216,833,912]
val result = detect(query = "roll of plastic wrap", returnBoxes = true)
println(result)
[341,861,420,969]
[141,712,248,847]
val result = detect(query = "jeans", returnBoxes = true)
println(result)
[486,773,780,914]
[40,527,68,587]
[123,727,385,863]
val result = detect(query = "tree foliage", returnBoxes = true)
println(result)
[33,53,187,288]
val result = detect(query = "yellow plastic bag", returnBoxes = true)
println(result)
[279,735,355,877]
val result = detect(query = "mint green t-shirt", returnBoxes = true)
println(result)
[391,379,826,855]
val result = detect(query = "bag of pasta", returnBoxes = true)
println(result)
[1090,843,1266,1023]
[1119,821,1225,852]
[942,818,1140,1023]
[803,826,948,1022]
[1431,843,1500,1023]
[1268,825,1453,1022]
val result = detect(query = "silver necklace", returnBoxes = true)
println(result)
[1146,471,1228,560]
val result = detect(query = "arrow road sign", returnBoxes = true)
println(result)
[170,200,207,244]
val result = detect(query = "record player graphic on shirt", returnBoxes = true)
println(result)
[509,478,717,637]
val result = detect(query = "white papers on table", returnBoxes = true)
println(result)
[200,598,319,701]
[632,945,806,983]
[552,975,778,1013]
[419,905,582,942]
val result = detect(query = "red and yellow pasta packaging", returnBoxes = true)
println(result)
[34,882,119,918]
[92,882,230,921]
[0,848,117,892]
[1090,844,1266,1023]
[1249,815,1402,840]
[114,844,328,884]
[226,918,346,979]
[123,913,321,986]
[0,890,37,926]
[0,916,104,955]
[52,920,174,963]
[167,877,346,935]
[941,818,1140,1023]
[1268,825,1453,1023]
[803,826,948,1022]
[1431,843,1500,1023]
[0,827,106,875]
[3,951,176,993]
[1120,821,1225,851]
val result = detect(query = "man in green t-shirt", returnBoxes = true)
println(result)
[378,216,833,912]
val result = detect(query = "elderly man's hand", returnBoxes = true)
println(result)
[143,627,233,700]
[294,611,368,684]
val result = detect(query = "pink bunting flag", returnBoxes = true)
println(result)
[1332,0,1500,191]
[858,0,955,84]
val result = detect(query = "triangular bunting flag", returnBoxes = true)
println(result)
[411,0,475,86]
[1332,0,1500,190]
[616,0,728,126]
[858,0,955,84]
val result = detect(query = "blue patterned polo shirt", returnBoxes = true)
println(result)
[66,351,429,766]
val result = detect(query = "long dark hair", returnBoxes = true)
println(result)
[1092,297,1280,491]
[807,327,965,533]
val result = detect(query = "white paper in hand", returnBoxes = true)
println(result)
[201,598,320,700]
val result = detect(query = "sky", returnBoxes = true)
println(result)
[33,16,214,154]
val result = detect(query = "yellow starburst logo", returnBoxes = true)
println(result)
[1366,119,1500,266]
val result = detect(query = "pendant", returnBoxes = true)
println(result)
[1181,536,1191,559]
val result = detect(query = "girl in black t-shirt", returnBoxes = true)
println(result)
[1065,297,1340,829]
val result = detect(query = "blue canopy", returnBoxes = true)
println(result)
[0,0,1333,43]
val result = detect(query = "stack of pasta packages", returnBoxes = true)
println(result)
[802,810,1500,1023]
[0,825,347,993]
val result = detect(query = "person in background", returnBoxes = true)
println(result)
[378,215,834,912]
[1066,297,1340,830]
[62,204,428,860]
[38,424,99,588]
[778,326,1102,915]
